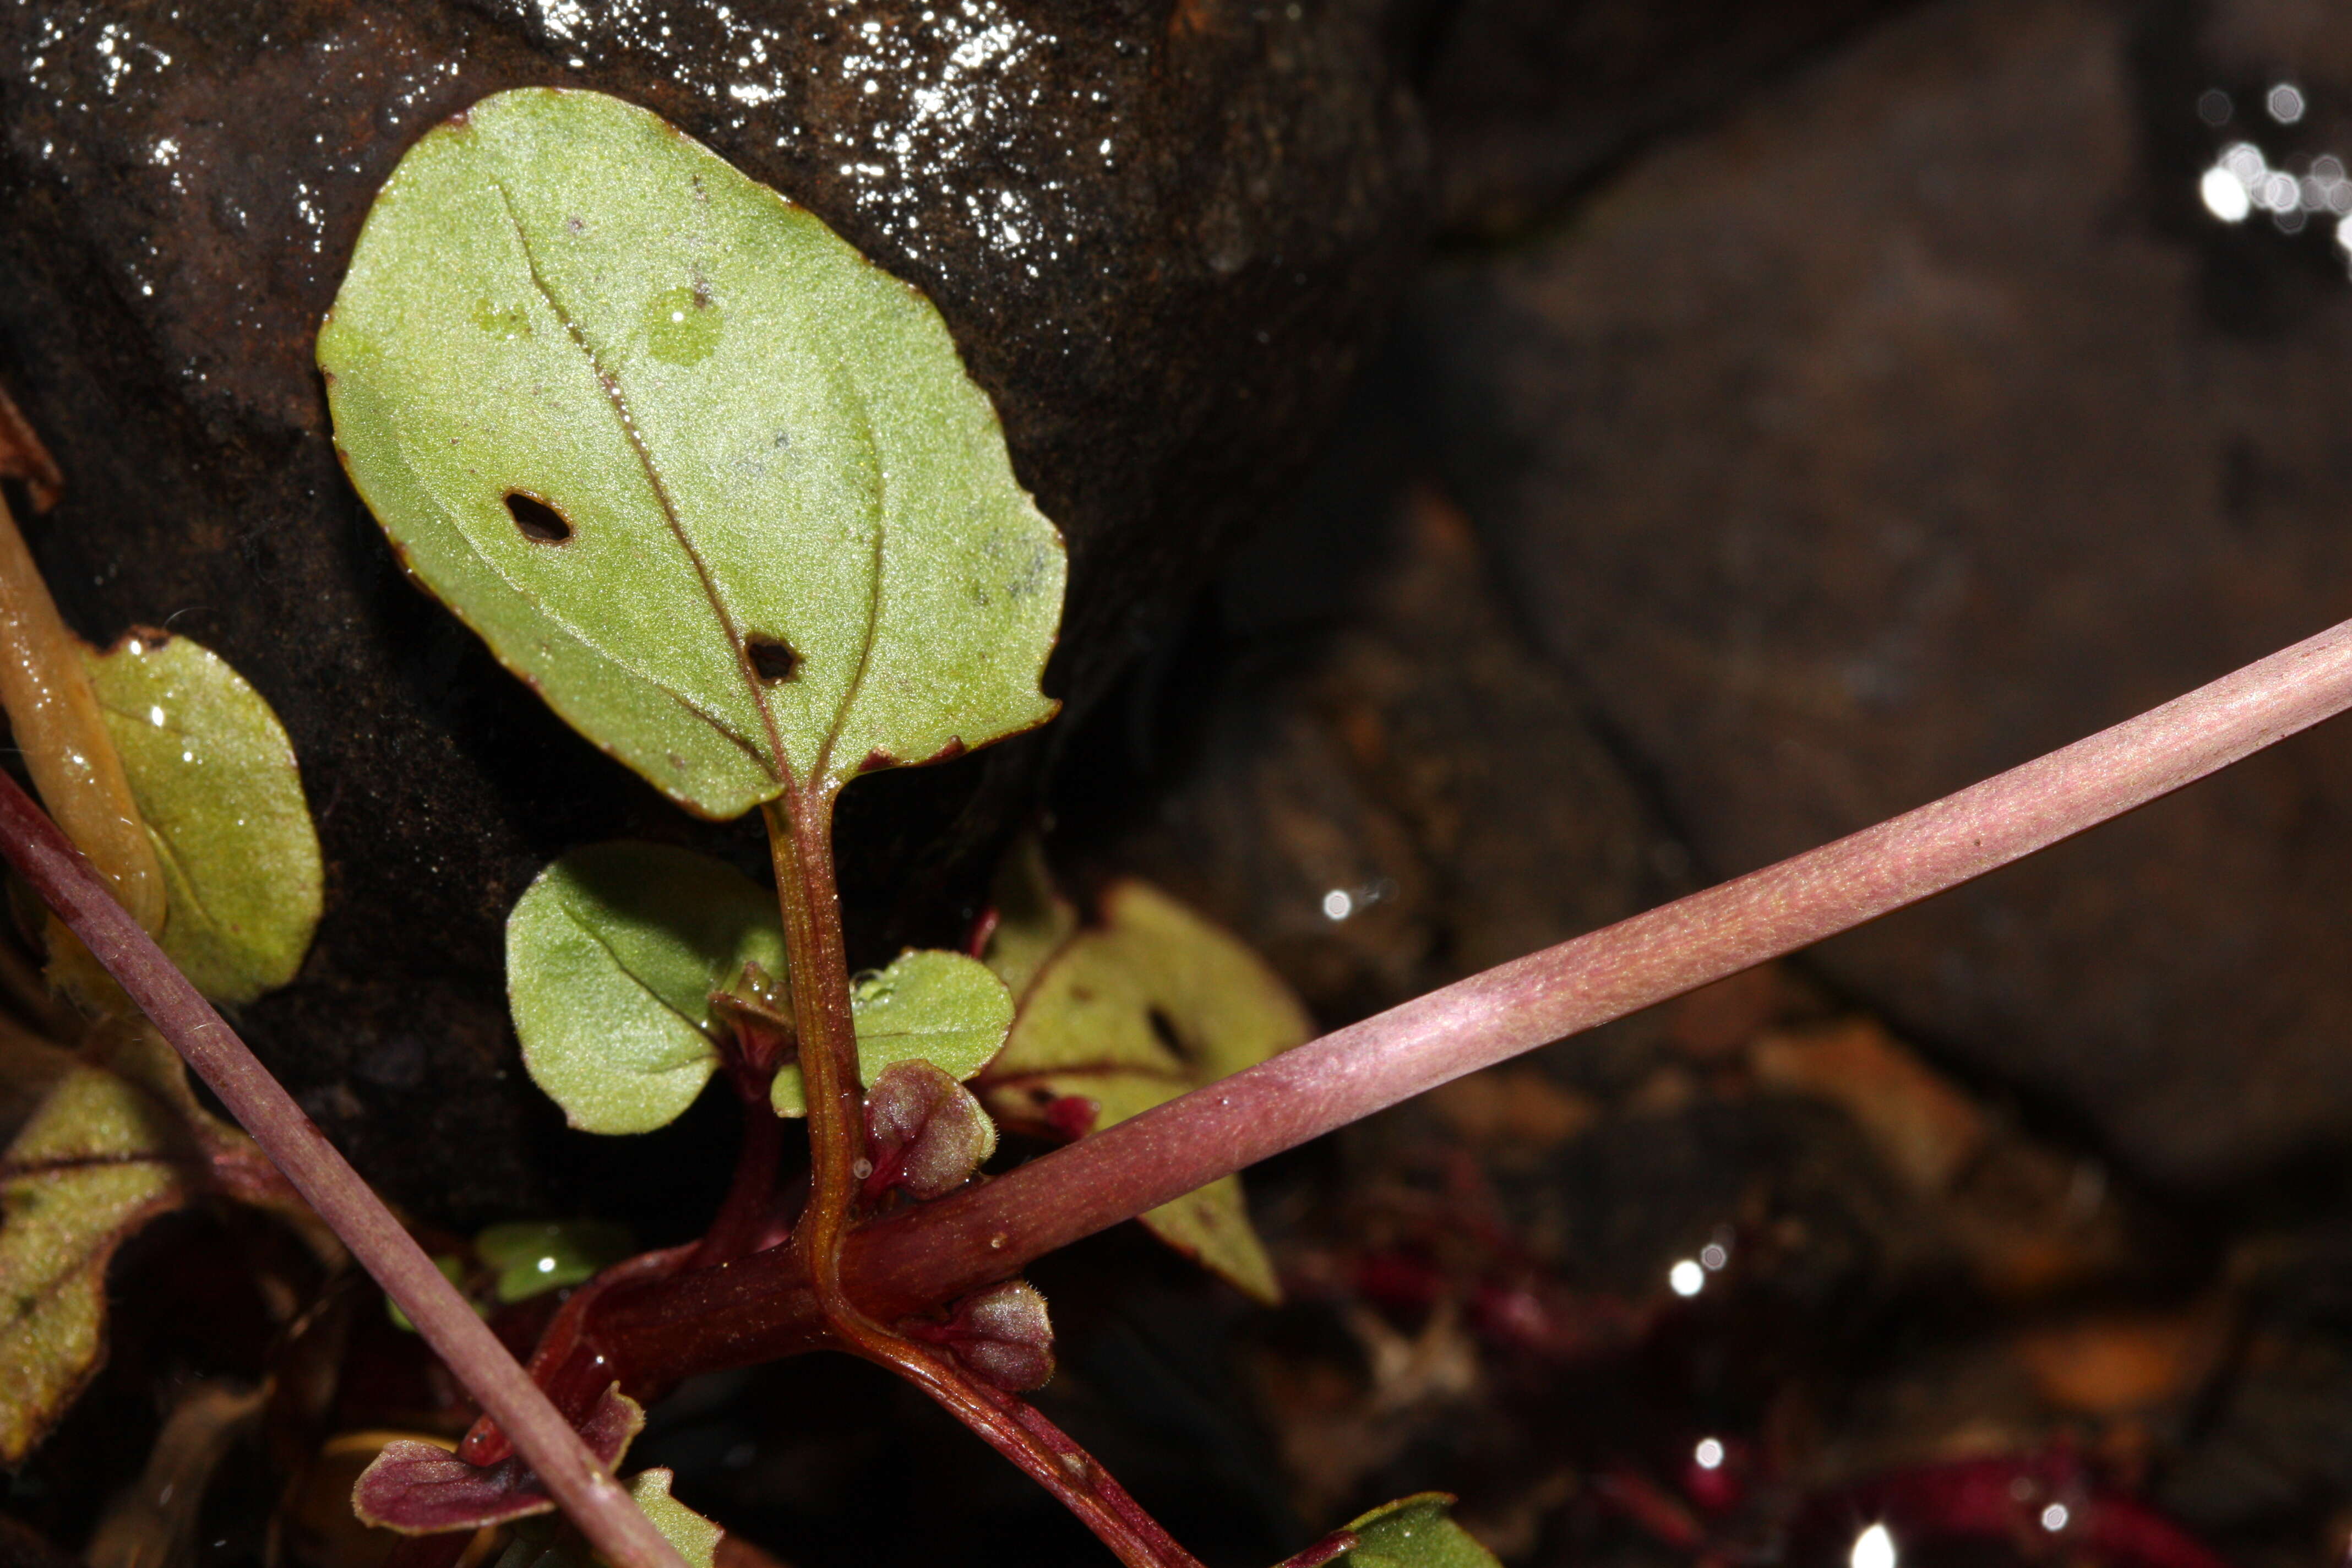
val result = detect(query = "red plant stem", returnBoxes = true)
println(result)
[595,611,2352,1380]
[761,786,1202,1568]
[685,1081,783,1270]
[0,770,687,1568]
[765,788,861,1295]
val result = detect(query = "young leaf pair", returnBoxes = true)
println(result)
[508,839,1008,1139]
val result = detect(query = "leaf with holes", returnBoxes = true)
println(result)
[318,88,1065,818]
[772,948,1012,1117]
[83,630,324,1005]
[0,1045,199,1462]
[974,880,1313,1305]
[1330,1495,1501,1568]
[507,842,787,1135]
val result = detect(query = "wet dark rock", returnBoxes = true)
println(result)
[1422,0,2352,1187]
[1055,390,1678,1025]
[0,0,1428,1221]
[1420,0,1915,239]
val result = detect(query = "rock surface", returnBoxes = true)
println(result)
[0,0,1428,1220]
[1423,0,2352,1186]
[1420,0,1911,238]
[1058,389,1679,1027]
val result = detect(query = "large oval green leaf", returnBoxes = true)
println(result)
[84,631,323,1005]
[319,88,1064,818]
[505,842,786,1134]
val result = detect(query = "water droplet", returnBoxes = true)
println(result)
[469,296,532,340]
[644,284,722,366]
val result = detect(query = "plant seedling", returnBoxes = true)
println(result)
[10,77,2352,1568]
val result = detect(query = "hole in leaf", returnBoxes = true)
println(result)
[504,492,573,543]
[1147,1006,1196,1067]
[747,637,800,683]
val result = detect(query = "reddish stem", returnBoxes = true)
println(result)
[0,770,686,1568]
[687,1082,783,1270]
[761,787,1202,1568]
[591,611,2352,1384]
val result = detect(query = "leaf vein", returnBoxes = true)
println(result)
[492,177,792,792]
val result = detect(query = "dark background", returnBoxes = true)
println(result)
[14,1,2352,1564]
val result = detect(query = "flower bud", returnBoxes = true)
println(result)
[863,1059,997,1201]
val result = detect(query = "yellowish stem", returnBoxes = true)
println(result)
[0,489,163,933]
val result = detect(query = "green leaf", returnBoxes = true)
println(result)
[772,949,1012,1117]
[625,1469,723,1568]
[1335,1495,1501,1568]
[475,1219,634,1303]
[486,1468,721,1568]
[0,1057,194,1462]
[83,630,323,1005]
[319,87,1065,819]
[507,842,786,1134]
[975,880,1313,1305]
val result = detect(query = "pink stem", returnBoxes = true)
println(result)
[847,612,2352,1309]
[0,771,685,1568]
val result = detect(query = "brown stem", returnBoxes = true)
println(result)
[0,769,685,1568]
[590,609,2352,1383]
[763,788,860,1300]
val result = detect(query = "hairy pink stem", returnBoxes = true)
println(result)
[0,771,685,1568]
[850,612,2352,1307]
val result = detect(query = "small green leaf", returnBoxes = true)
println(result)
[625,1469,723,1568]
[84,630,323,1005]
[320,88,1065,818]
[475,1219,634,1303]
[976,880,1313,1305]
[486,1467,721,1568]
[0,1058,194,1462]
[1333,1495,1501,1568]
[507,842,786,1134]
[772,949,1012,1117]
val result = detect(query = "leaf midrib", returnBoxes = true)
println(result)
[494,178,797,791]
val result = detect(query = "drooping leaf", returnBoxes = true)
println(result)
[352,1385,644,1533]
[978,836,1076,1004]
[507,842,786,1135]
[475,1219,635,1303]
[1332,1494,1502,1568]
[976,880,1313,1305]
[0,1055,195,1462]
[772,949,1012,1117]
[83,630,324,1005]
[319,87,1065,818]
